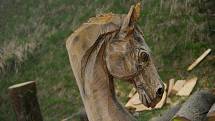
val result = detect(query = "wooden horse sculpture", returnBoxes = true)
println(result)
[66,3,164,121]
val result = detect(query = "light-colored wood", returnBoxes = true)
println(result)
[187,49,211,71]
[128,87,137,98]
[131,93,142,105]
[125,93,141,108]
[8,81,35,89]
[207,103,215,121]
[167,78,175,96]
[8,81,43,121]
[172,80,186,93]
[176,77,197,96]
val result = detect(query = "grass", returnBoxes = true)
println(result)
[0,0,214,121]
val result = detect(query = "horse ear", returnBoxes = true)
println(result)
[120,2,141,36]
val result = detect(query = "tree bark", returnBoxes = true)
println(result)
[8,81,43,121]
[173,90,215,121]
[207,103,215,121]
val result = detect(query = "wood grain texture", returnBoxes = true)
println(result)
[66,2,164,121]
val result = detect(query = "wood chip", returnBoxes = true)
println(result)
[187,48,211,71]
[130,93,142,105]
[128,87,137,98]
[125,83,167,112]
[172,80,186,93]
[207,103,215,121]
[167,78,175,96]
[176,77,198,96]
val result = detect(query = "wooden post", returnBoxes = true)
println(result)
[8,81,43,121]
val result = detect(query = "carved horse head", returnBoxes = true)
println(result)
[66,3,164,110]
[105,3,164,108]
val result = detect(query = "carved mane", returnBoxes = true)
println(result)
[66,13,125,95]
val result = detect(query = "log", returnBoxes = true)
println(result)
[187,48,211,71]
[207,103,215,121]
[149,104,181,121]
[173,90,215,121]
[8,81,43,121]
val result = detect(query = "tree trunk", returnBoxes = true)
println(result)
[207,103,215,121]
[173,90,215,121]
[8,81,43,121]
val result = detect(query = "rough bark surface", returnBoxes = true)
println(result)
[8,81,43,121]
[173,90,215,121]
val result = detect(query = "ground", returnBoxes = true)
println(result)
[0,0,214,121]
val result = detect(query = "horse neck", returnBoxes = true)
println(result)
[81,45,136,121]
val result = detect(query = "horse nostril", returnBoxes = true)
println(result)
[156,87,164,97]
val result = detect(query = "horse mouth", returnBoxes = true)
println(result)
[133,80,160,108]
[138,89,157,108]
[132,74,163,108]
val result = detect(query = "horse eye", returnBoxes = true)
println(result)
[139,51,149,62]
